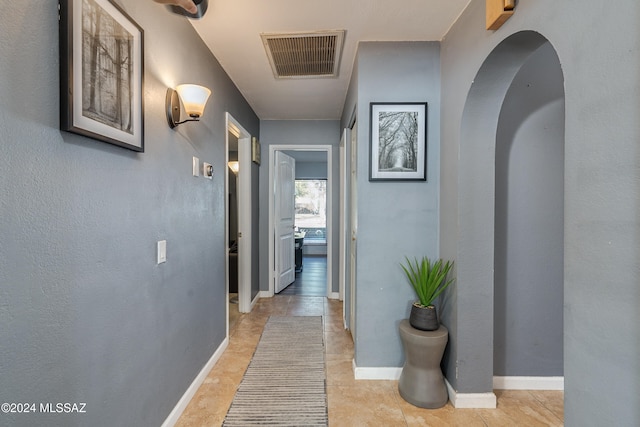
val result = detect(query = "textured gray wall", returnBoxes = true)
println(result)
[351,42,441,368]
[259,120,340,294]
[0,2,258,426]
[494,42,564,376]
[440,0,640,424]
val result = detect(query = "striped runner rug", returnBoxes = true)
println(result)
[223,316,328,426]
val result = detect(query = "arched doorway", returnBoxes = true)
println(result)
[446,31,565,401]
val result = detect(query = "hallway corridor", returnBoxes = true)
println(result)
[176,296,564,426]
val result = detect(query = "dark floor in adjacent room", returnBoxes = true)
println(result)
[278,255,327,296]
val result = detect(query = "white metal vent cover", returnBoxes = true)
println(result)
[261,30,345,79]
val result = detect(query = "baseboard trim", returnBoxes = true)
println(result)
[329,292,340,300]
[352,360,402,380]
[161,337,229,427]
[250,292,260,309]
[258,291,271,298]
[445,379,497,408]
[350,363,500,409]
[493,376,564,390]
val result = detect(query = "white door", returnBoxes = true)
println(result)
[274,151,296,293]
[237,135,252,312]
[339,129,347,303]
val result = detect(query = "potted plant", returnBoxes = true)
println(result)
[401,256,454,331]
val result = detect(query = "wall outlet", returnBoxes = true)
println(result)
[203,162,213,179]
[192,157,200,177]
[157,240,167,264]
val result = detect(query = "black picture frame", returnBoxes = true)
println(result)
[369,102,427,181]
[60,0,144,152]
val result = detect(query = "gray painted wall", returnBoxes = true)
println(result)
[350,42,441,368]
[440,0,640,424]
[0,2,258,426]
[494,42,564,376]
[259,120,340,294]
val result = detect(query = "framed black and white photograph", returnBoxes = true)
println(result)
[369,102,427,181]
[60,0,144,152]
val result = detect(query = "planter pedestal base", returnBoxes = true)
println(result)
[398,319,449,409]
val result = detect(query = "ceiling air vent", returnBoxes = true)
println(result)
[261,30,345,79]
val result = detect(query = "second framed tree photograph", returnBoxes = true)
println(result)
[369,102,427,181]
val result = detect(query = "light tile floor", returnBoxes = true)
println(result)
[177,296,564,426]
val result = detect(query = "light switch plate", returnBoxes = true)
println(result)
[157,240,167,264]
[192,157,200,177]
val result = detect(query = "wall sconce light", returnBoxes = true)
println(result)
[486,0,516,30]
[166,84,211,128]
[228,161,239,174]
[166,0,208,19]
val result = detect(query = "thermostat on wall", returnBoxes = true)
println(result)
[203,162,213,179]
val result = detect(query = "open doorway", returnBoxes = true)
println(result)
[277,177,327,296]
[225,113,253,337]
[268,145,333,298]
[227,130,240,330]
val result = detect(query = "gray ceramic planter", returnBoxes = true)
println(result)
[409,303,439,331]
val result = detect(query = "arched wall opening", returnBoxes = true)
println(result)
[445,31,565,396]
[493,42,565,382]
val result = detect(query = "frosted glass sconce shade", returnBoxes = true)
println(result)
[166,84,211,128]
[176,84,211,117]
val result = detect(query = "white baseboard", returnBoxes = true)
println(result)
[329,292,340,300]
[352,360,402,380]
[258,291,271,298]
[445,379,497,408]
[493,376,564,390]
[161,337,229,427]
[250,292,260,309]
[351,364,509,409]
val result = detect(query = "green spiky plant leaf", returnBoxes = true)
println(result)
[401,257,454,307]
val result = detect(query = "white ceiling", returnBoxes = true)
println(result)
[190,0,471,121]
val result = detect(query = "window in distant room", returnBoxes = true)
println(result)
[294,179,326,242]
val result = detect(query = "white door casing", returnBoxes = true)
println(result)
[339,128,348,303]
[349,119,357,338]
[226,113,252,317]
